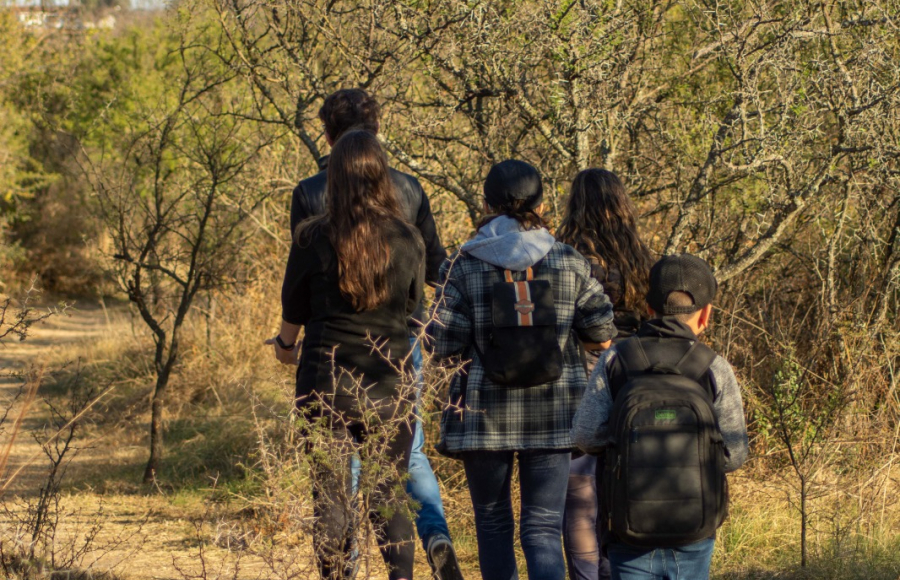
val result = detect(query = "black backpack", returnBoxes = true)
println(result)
[476,266,564,387]
[601,336,728,547]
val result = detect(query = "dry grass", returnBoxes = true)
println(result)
[711,474,900,579]
[2,274,897,579]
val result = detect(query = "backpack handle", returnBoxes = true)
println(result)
[648,363,682,375]
[504,267,534,282]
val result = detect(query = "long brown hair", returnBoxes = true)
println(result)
[556,169,653,310]
[295,130,407,311]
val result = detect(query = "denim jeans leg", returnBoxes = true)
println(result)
[518,450,570,580]
[406,336,451,547]
[608,545,661,580]
[463,451,519,580]
[348,454,361,564]
[608,538,715,580]
[668,539,715,580]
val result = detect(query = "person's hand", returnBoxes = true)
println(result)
[265,336,300,365]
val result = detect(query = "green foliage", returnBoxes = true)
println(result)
[0,15,56,212]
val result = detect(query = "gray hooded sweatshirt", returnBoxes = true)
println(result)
[460,215,557,270]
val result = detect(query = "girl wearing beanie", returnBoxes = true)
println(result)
[428,160,616,580]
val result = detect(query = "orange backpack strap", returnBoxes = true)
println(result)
[503,269,536,327]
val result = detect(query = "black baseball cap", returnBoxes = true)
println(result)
[646,254,718,315]
[483,160,543,210]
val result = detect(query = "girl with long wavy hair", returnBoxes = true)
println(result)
[556,168,653,580]
[268,130,424,580]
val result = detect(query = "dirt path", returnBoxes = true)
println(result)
[0,301,126,497]
[0,302,261,580]
[0,301,402,580]
[0,301,121,368]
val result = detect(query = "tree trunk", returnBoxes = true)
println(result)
[143,367,172,483]
[800,478,808,567]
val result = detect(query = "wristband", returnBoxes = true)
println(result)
[275,335,295,350]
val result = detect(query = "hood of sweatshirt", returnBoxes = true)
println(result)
[461,215,557,271]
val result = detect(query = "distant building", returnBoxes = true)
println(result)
[13,5,79,29]
[6,2,118,30]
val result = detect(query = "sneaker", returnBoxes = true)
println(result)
[426,533,464,580]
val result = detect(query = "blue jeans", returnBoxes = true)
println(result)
[462,450,571,580]
[351,338,450,548]
[406,338,451,546]
[608,538,715,580]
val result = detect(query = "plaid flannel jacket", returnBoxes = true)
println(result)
[429,242,616,455]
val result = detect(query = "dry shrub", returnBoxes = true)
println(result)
[1,315,143,580]
[164,341,452,580]
[708,238,900,572]
[8,176,108,297]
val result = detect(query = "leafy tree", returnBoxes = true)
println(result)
[79,9,276,481]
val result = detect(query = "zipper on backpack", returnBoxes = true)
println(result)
[615,455,622,480]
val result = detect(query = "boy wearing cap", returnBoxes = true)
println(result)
[429,159,616,580]
[571,254,749,580]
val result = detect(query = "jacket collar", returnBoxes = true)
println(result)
[637,317,699,341]
[317,155,329,172]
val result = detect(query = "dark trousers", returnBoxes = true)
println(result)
[307,398,415,580]
[462,450,571,580]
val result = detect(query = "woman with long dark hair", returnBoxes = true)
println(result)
[557,169,653,341]
[268,130,424,580]
[556,168,653,580]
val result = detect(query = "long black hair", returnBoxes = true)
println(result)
[557,169,653,311]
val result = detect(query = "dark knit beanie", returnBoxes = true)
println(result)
[483,160,543,210]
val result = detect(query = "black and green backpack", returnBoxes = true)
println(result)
[601,336,728,547]
[477,266,564,387]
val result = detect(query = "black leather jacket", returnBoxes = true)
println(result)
[290,156,447,327]
[290,156,447,286]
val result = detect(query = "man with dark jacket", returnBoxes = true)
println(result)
[289,89,462,580]
[290,94,446,287]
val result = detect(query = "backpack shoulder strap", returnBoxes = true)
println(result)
[609,337,650,400]
[610,337,717,400]
[672,341,717,385]
[615,337,652,377]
